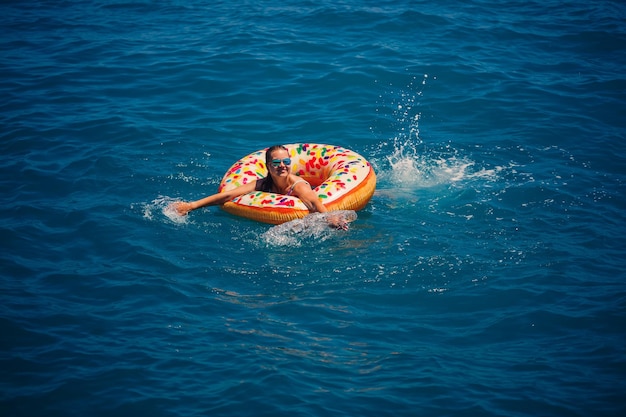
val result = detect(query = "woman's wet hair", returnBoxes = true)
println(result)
[265,145,288,166]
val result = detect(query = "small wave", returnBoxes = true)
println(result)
[260,210,357,247]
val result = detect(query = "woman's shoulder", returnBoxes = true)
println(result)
[287,177,312,196]
[289,173,306,182]
[289,176,310,186]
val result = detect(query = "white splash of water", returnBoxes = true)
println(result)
[137,196,189,225]
[371,74,498,190]
[261,210,357,247]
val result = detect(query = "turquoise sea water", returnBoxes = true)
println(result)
[2,1,626,416]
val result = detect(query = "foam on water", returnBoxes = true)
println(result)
[260,210,357,247]
[134,196,189,225]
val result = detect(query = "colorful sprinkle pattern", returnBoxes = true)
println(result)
[218,143,373,210]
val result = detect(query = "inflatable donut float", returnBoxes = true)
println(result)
[217,143,376,224]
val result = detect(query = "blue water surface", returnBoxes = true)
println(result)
[2,1,626,416]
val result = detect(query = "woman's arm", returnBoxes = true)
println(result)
[292,181,349,230]
[292,181,327,213]
[173,180,258,215]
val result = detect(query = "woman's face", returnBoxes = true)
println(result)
[268,148,291,177]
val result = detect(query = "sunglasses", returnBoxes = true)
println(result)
[270,158,291,167]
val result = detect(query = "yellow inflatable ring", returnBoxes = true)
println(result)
[218,143,376,224]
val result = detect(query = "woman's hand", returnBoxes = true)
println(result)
[326,214,349,230]
[170,201,192,216]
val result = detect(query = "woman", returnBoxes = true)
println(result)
[172,145,347,228]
